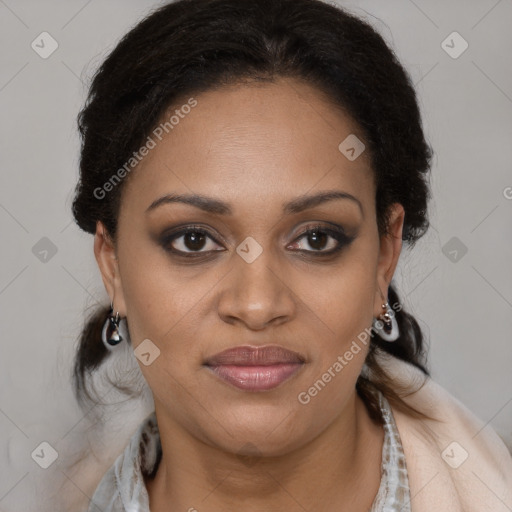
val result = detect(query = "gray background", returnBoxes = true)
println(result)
[0,0,511,510]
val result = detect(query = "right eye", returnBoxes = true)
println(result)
[160,226,225,256]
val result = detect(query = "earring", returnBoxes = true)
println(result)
[372,301,399,342]
[102,302,124,348]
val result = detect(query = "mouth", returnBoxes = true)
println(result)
[203,345,306,392]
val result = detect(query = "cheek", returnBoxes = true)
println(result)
[291,252,377,414]
[294,272,375,424]
[117,233,219,343]
[296,257,376,350]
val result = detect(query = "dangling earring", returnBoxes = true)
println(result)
[372,301,399,342]
[102,302,124,348]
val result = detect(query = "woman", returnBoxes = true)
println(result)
[71,0,512,510]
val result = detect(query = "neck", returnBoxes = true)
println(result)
[145,392,384,512]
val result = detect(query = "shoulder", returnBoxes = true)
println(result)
[379,355,512,512]
[86,411,158,512]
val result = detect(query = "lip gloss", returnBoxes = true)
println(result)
[206,363,303,391]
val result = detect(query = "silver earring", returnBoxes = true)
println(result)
[102,302,124,348]
[372,302,399,342]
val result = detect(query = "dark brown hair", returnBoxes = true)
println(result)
[71,0,434,422]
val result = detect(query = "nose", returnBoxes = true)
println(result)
[217,251,296,330]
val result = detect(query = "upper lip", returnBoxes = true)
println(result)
[204,345,306,366]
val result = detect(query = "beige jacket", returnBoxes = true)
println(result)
[381,355,512,511]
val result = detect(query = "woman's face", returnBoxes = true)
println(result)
[95,76,404,456]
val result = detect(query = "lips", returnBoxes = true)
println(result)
[204,345,305,366]
[204,345,305,391]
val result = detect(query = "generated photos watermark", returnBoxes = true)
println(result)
[297,301,402,405]
[93,97,198,200]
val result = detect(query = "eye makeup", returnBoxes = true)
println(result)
[156,221,357,262]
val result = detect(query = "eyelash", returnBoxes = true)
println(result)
[160,224,354,259]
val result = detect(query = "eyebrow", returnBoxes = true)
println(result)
[145,190,364,217]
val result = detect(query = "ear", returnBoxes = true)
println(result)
[93,220,127,316]
[373,203,405,316]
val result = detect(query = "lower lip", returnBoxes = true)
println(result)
[206,363,304,391]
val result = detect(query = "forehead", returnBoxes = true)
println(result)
[122,77,374,213]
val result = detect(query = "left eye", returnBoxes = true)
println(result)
[288,227,350,253]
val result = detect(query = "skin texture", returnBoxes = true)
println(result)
[94,77,405,511]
